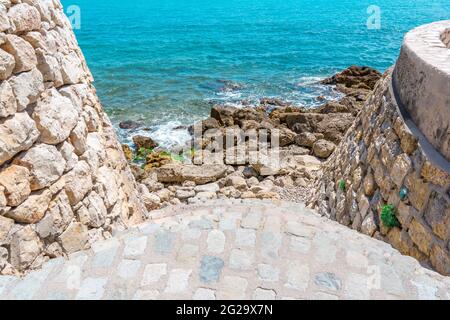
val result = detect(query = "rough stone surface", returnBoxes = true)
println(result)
[0,165,31,207]
[0,1,145,275]
[309,67,450,275]
[13,144,65,191]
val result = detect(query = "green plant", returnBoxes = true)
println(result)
[381,204,400,228]
[133,147,154,161]
[338,180,346,192]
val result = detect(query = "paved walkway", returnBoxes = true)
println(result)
[0,200,449,300]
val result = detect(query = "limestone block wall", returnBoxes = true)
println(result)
[0,0,146,275]
[310,71,449,275]
[309,21,450,276]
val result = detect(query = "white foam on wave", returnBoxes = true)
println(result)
[295,76,325,86]
[130,121,192,151]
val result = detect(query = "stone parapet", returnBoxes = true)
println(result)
[0,0,146,275]
[393,20,450,161]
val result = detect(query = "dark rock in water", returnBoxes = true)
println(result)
[218,80,244,92]
[174,125,188,130]
[132,135,158,150]
[119,120,141,130]
[321,66,382,90]
[211,105,237,126]
[316,95,326,101]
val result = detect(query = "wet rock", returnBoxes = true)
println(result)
[133,135,158,150]
[119,120,141,130]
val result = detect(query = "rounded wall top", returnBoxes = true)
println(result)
[403,20,450,74]
[394,20,450,162]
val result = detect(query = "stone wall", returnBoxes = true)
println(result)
[309,39,450,276]
[393,20,450,161]
[0,0,146,275]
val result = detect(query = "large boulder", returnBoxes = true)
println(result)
[154,164,228,184]
[133,135,158,150]
[312,139,336,158]
[315,113,355,144]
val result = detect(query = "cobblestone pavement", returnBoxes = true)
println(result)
[1,200,449,300]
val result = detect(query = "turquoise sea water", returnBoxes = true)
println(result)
[61,0,449,147]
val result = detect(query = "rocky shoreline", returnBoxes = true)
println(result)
[121,66,382,210]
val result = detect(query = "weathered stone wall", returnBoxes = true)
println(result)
[309,70,450,276]
[393,21,450,161]
[0,0,146,275]
[309,21,450,276]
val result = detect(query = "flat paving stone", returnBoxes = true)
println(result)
[1,200,449,300]
[200,256,225,283]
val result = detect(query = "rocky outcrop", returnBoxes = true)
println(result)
[0,1,145,275]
